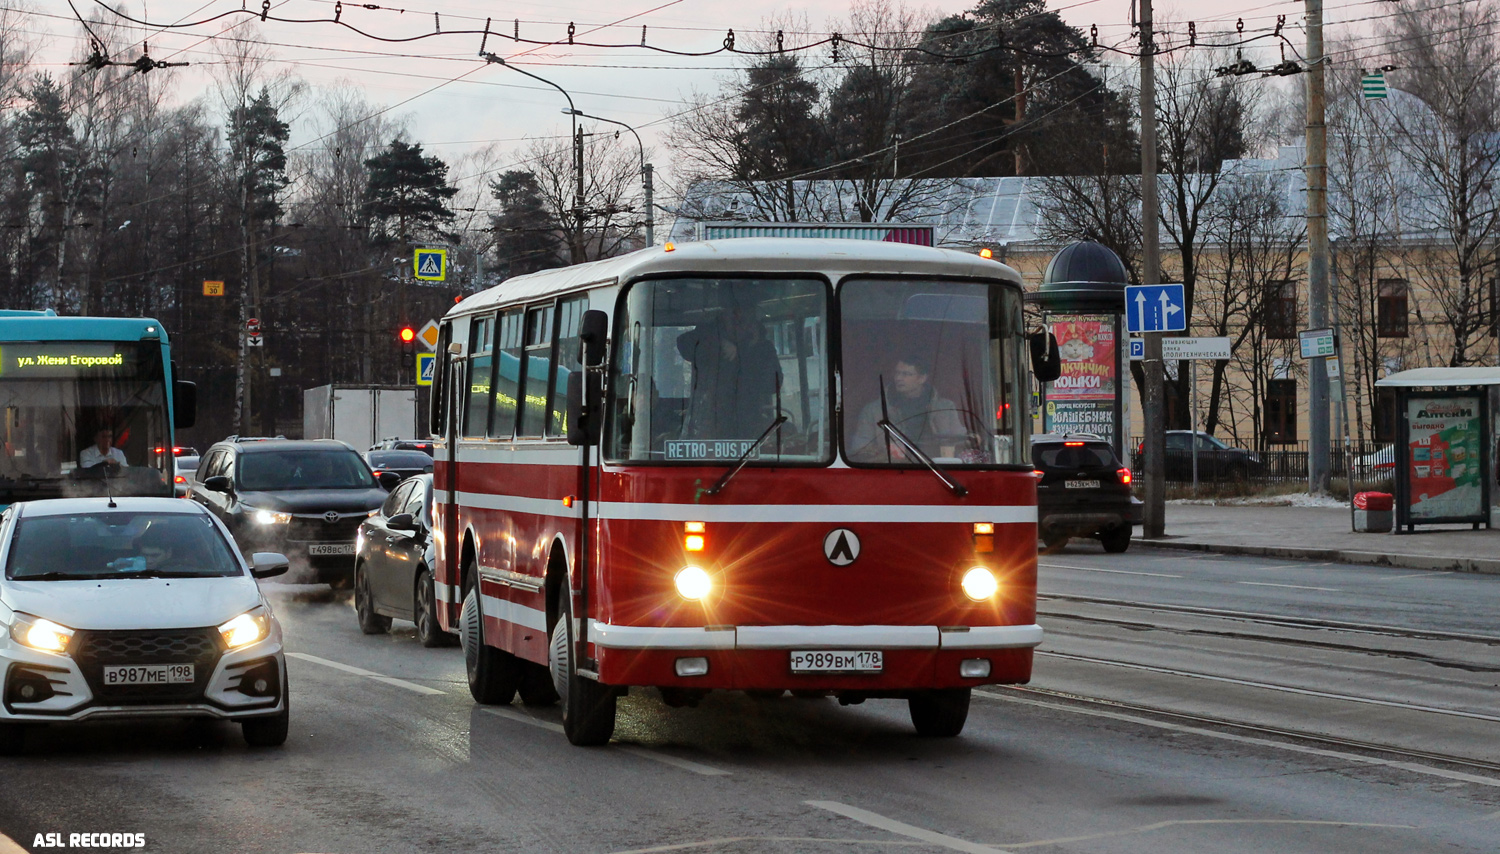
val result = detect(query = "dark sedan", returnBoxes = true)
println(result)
[353,474,455,647]
[1032,434,1139,553]
[190,440,400,587]
[1137,431,1264,482]
[365,449,434,482]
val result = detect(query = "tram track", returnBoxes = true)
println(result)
[1037,593,1500,646]
[980,684,1500,781]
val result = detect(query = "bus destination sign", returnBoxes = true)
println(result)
[0,343,136,377]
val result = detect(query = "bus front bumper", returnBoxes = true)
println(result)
[590,622,1041,691]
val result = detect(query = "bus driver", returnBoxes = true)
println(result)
[79,427,128,471]
[850,354,965,462]
[676,299,780,440]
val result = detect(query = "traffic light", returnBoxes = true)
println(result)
[400,326,416,356]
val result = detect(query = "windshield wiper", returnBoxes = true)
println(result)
[876,376,967,498]
[10,571,104,581]
[705,414,789,496]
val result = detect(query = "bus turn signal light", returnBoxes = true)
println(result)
[973,522,994,553]
[685,534,705,552]
[684,521,706,551]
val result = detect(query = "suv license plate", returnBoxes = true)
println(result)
[308,543,355,556]
[790,650,883,673]
[1066,480,1101,489]
[103,664,194,685]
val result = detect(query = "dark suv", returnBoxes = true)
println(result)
[1031,433,1140,553]
[190,440,399,586]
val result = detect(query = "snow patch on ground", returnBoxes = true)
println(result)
[1169,492,1348,508]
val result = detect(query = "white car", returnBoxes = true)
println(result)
[0,498,290,754]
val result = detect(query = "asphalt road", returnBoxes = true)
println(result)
[2,548,1498,854]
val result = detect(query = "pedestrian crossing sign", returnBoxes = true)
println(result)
[414,249,447,281]
[416,352,436,386]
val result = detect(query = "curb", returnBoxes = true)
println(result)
[1135,538,1500,576]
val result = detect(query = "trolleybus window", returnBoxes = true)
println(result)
[550,297,588,437]
[839,279,1027,466]
[607,277,830,464]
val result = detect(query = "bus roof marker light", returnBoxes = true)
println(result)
[675,566,712,600]
[663,242,675,252]
[562,495,575,508]
[978,247,994,259]
[961,567,998,601]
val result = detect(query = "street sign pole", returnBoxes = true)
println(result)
[1306,0,1332,495]
[1191,360,1199,491]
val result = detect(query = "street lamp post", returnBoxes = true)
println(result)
[563,109,653,246]
[480,52,584,253]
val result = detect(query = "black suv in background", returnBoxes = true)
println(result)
[190,439,399,586]
[1032,433,1140,553]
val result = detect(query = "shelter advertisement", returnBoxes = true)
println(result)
[1044,315,1116,440]
[1405,394,1485,520]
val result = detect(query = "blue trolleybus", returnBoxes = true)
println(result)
[0,311,195,505]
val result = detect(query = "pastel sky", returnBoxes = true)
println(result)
[22,1,1388,192]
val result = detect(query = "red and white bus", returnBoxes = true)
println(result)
[428,238,1048,745]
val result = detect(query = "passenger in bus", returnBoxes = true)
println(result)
[79,427,128,471]
[849,354,965,462]
[676,302,781,439]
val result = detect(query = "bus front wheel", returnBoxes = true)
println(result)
[909,689,971,737]
[462,581,520,704]
[549,596,616,746]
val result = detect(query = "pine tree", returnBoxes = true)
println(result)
[362,139,457,245]
[489,170,562,279]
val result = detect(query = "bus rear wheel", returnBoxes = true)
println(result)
[462,581,520,704]
[909,688,971,737]
[549,596,616,746]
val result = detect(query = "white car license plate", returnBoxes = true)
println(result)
[1066,479,1101,489]
[103,664,194,685]
[307,543,355,556]
[790,650,883,673]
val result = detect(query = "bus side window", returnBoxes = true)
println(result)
[429,322,451,438]
[464,315,496,439]
[548,297,588,438]
[518,304,554,437]
[492,309,524,439]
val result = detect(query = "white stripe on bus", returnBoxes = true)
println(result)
[480,594,548,632]
[447,492,1035,525]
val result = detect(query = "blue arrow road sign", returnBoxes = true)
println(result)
[1124,284,1187,333]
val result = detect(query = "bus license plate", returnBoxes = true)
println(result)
[308,543,355,556]
[790,650,883,673]
[103,664,194,685]
[1066,479,1100,489]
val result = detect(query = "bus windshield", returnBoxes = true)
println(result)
[0,340,172,501]
[607,277,830,464]
[839,278,1028,467]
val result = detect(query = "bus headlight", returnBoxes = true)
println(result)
[961,567,999,601]
[253,509,291,525]
[674,566,712,601]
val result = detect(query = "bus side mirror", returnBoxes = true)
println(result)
[565,371,603,447]
[174,381,197,429]
[1029,330,1061,383]
[580,309,609,368]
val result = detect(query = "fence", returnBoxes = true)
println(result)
[1128,436,1394,488]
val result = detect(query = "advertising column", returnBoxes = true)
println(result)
[1043,315,1118,443]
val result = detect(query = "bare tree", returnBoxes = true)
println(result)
[524,132,643,263]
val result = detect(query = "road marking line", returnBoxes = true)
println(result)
[1384,571,1454,580]
[614,745,732,777]
[1034,651,1500,723]
[485,706,564,733]
[808,801,1009,854]
[0,832,27,854]
[1040,564,1182,578]
[995,817,1418,849]
[1235,581,1340,591]
[975,689,1500,788]
[286,652,446,695]
[608,837,931,853]
[484,708,731,776]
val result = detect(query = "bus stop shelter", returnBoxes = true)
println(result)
[1375,367,1500,533]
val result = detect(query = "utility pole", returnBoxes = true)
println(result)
[643,162,654,246]
[1305,0,1331,493]
[574,124,586,261]
[1140,0,1166,538]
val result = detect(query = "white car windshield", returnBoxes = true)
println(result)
[6,512,243,580]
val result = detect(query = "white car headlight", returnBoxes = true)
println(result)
[219,608,271,650]
[8,613,75,654]
[253,509,291,525]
